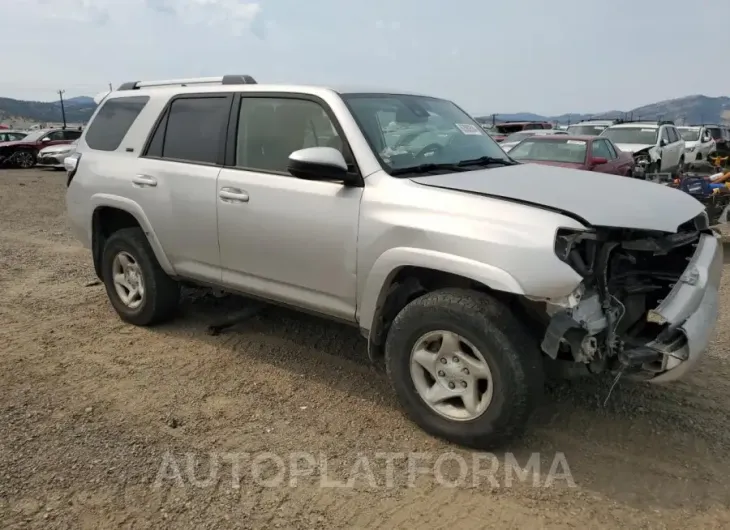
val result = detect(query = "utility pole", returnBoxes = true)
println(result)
[108,83,113,92]
[58,89,67,128]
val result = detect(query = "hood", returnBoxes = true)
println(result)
[410,164,704,233]
[614,143,653,154]
[684,141,698,149]
[39,143,75,154]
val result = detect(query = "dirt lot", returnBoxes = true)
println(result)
[2,168,730,529]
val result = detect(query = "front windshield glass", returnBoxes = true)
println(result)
[601,127,657,145]
[342,94,511,173]
[566,124,607,136]
[678,128,700,141]
[509,138,587,164]
[18,130,45,142]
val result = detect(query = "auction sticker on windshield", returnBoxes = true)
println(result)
[455,123,483,135]
[566,140,586,145]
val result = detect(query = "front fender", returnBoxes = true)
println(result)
[90,193,176,276]
[357,247,524,333]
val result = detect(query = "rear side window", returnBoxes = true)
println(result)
[85,96,149,151]
[146,96,230,165]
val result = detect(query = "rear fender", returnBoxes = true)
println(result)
[90,194,176,276]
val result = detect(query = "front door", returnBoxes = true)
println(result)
[216,94,362,322]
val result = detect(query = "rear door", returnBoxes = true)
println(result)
[133,94,232,282]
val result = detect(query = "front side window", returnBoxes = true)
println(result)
[508,138,587,164]
[591,139,612,159]
[666,127,679,143]
[85,96,149,151]
[601,127,658,146]
[342,93,510,174]
[235,97,343,173]
[159,96,230,164]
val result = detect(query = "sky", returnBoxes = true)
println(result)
[2,0,729,115]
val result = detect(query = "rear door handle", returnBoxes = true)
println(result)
[132,174,157,187]
[219,187,249,203]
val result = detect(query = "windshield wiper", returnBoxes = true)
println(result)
[389,163,469,176]
[456,156,518,167]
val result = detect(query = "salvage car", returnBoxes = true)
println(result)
[508,135,635,175]
[677,126,715,162]
[600,121,685,176]
[500,129,567,152]
[0,128,82,168]
[66,75,723,449]
[36,140,78,170]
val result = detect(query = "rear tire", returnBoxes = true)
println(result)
[101,227,180,326]
[384,288,544,449]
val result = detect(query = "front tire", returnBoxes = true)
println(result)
[101,227,180,326]
[384,288,544,449]
[14,150,36,169]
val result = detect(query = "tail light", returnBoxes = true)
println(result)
[64,153,82,187]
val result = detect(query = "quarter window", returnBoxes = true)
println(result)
[235,97,343,173]
[85,96,150,151]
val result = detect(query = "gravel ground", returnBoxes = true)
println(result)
[2,168,730,529]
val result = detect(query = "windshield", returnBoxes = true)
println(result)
[17,130,45,142]
[509,138,587,164]
[678,128,700,141]
[601,127,657,145]
[342,94,511,173]
[566,124,608,136]
[503,131,536,143]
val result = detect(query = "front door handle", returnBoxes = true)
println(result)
[219,187,249,203]
[132,174,157,187]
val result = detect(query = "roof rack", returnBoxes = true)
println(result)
[117,74,257,91]
[615,119,674,126]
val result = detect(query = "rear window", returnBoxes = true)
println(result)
[707,127,723,140]
[509,138,588,164]
[85,96,149,151]
[566,124,607,136]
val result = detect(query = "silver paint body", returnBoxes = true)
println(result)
[66,82,722,382]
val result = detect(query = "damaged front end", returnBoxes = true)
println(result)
[632,147,658,179]
[536,213,722,382]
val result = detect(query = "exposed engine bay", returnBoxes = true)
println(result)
[632,147,659,179]
[532,214,710,378]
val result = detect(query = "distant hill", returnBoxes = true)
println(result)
[477,95,730,126]
[0,96,96,124]
[2,92,729,127]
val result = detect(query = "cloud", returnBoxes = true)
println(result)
[145,0,262,34]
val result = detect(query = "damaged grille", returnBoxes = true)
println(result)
[544,219,705,371]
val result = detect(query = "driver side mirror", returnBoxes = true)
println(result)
[287,147,360,186]
[659,138,668,147]
[41,137,50,142]
[590,156,608,166]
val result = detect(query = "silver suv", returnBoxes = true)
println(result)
[66,75,723,449]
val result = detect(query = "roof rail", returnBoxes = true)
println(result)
[117,74,257,91]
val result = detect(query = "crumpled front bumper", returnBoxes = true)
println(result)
[645,232,723,383]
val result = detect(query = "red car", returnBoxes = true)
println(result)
[507,134,636,176]
[0,128,82,168]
